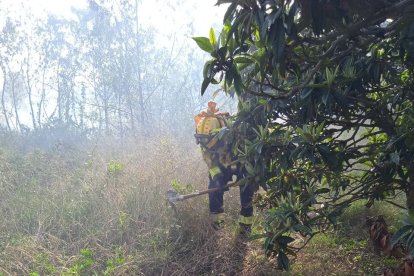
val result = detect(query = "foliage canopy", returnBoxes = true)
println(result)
[196,0,414,269]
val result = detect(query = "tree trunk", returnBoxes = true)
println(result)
[57,66,62,121]
[407,163,414,215]
[70,82,76,125]
[11,74,21,132]
[117,89,123,137]
[64,81,70,124]
[0,63,11,131]
[25,50,37,129]
[103,86,110,135]
[128,93,135,135]
[137,65,145,133]
[80,85,85,130]
[135,0,146,135]
[94,85,103,134]
[37,69,46,129]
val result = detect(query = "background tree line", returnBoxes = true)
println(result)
[0,0,231,141]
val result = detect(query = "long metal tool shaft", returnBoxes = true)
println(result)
[166,181,240,204]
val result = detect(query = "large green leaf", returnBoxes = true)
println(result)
[269,18,285,65]
[278,236,295,245]
[277,251,290,270]
[209,28,217,48]
[201,78,211,96]
[391,225,413,247]
[234,55,255,64]
[310,0,324,35]
[317,144,341,171]
[223,1,238,24]
[192,37,214,53]
[228,63,243,95]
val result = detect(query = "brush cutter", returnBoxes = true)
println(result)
[166,181,240,204]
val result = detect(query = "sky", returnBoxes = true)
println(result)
[0,0,227,39]
[0,0,87,22]
[0,0,228,66]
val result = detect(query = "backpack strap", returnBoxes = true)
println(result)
[194,133,219,149]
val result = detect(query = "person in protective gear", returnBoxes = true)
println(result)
[194,101,254,234]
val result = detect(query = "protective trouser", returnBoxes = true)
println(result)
[209,165,254,225]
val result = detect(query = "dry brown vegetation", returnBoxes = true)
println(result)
[0,135,278,275]
[0,134,405,275]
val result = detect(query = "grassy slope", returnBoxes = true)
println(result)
[0,135,405,275]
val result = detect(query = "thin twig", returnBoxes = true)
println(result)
[385,200,407,210]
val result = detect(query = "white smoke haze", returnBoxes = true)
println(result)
[0,2,258,275]
[0,0,234,144]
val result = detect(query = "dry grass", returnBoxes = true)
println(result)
[0,134,405,275]
[0,135,278,275]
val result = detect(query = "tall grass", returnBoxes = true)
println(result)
[0,135,234,275]
[1,133,405,275]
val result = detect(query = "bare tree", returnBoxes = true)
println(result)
[0,61,11,131]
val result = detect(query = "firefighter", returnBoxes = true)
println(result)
[194,101,254,235]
